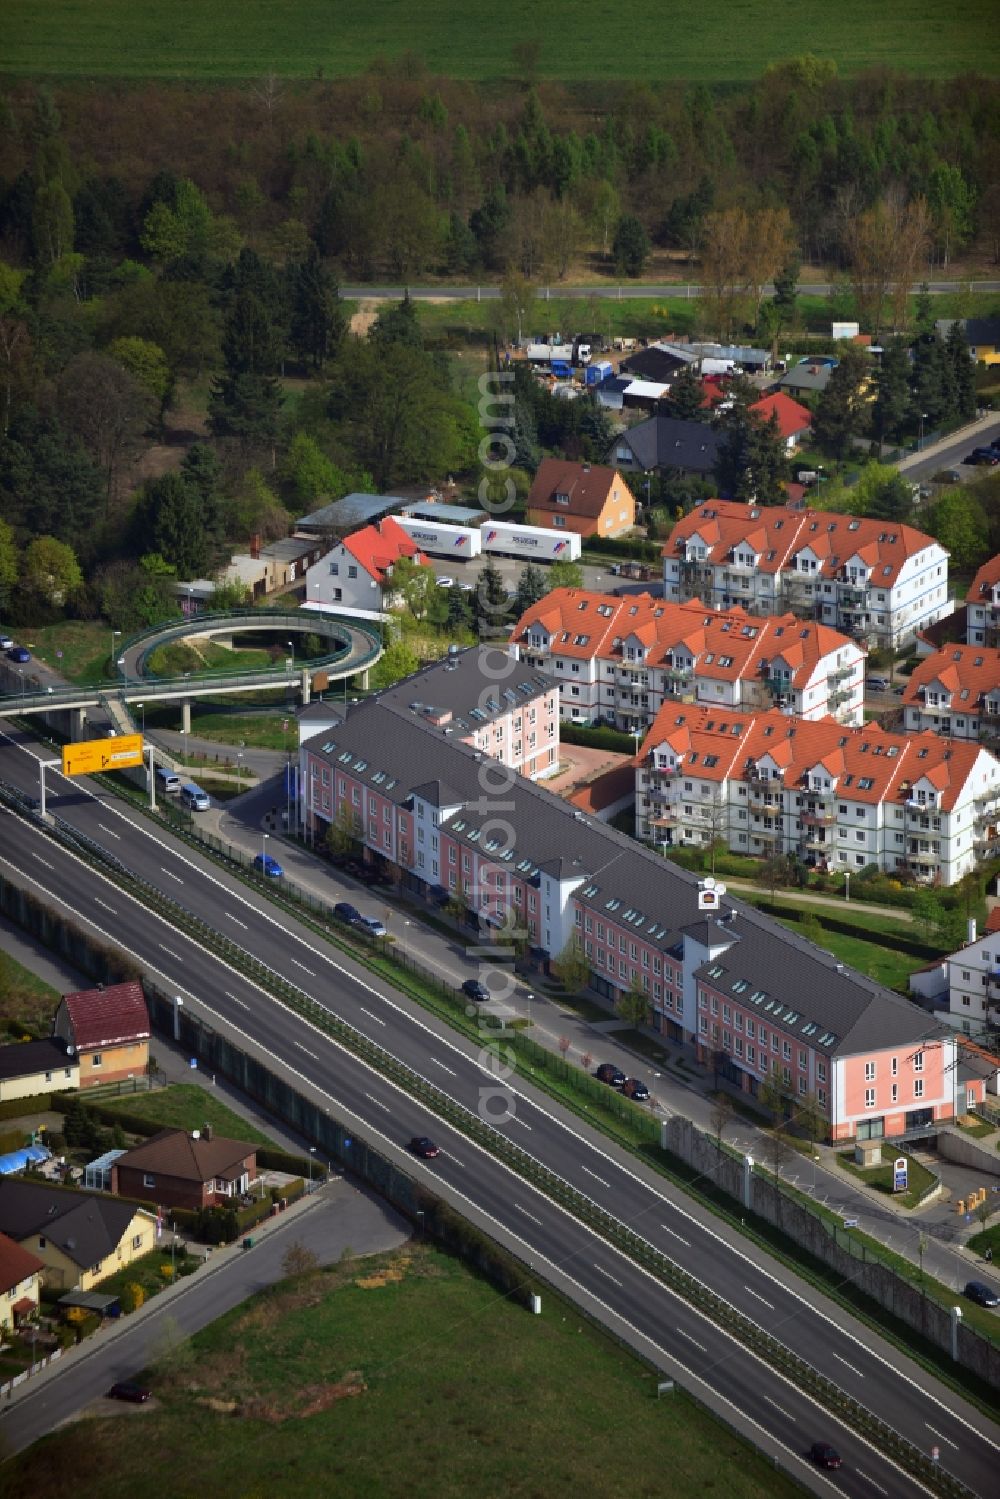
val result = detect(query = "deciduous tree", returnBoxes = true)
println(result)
[22,535,82,607]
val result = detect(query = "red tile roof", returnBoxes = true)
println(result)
[526,458,634,521]
[639,703,989,810]
[966,553,1000,604]
[0,1230,44,1294]
[59,982,149,1050]
[512,589,858,689]
[344,516,429,583]
[901,645,1000,711]
[749,392,813,440]
[664,500,940,589]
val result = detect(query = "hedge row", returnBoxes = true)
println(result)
[580,535,662,563]
[560,722,636,753]
[0,1090,54,1121]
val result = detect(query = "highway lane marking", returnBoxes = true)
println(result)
[430,1056,457,1077]
[364,1092,392,1113]
[158,944,182,962]
[744,1285,775,1311]
[224,991,251,1011]
[290,958,317,977]
[581,1165,611,1189]
[832,1353,864,1378]
[854,1473,888,1496]
[0,845,947,1499]
[2,788,995,1467]
[225,912,249,930]
[94,897,118,915]
[295,1041,319,1060]
[764,1396,793,1421]
[676,1328,708,1353]
[359,1007,386,1026]
[660,1225,691,1246]
[593,1264,623,1288]
[925,1426,958,1450]
[98,822,121,839]
[160,866,184,883]
[30,852,54,869]
[516,1204,542,1226]
[508,1115,532,1130]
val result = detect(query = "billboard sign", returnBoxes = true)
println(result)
[892,1156,908,1193]
[62,734,143,776]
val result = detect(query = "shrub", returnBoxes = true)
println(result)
[559,722,635,753]
[119,1281,145,1313]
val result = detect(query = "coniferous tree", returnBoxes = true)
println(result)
[872,341,912,446]
[663,364,705,421]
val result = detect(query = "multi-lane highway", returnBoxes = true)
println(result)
[0,721,996,1495]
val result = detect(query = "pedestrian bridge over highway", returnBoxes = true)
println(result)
[0,608,383,732]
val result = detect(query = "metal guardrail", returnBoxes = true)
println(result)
[0,784,975,1497]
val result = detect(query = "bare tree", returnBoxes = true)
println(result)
[553,936,591,995]
[743,207,794,328]
[699,208,750,341]
[558,1035,572,1060]
[710,1091,734,1156]
[253,71,284,126]
[282,1241,319,1277]
[845,191,930,339]
[55,351,155,510]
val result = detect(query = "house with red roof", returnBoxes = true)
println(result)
[749,392,812,451]
[526,459,636,539]
[965,553,1000,647]
[510,588,865,730]
[663,500,949,648]
[304,516,432,616]
[634,703,1000,885]
[901,644,1000,742]
[52,981,150,1090]
[0,1231,44,1332]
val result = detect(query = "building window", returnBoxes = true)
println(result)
[865,1088,876,1109]
[143,1173,156,1188]
[91,1053,102,1068]
[864,1061,875,1081]
[914,1079,924,1099]
[913,1051,923,1073]
[890,1056,897,1077]
[132,1234,143,1250]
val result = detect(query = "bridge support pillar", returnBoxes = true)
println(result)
[71,707,87,741]
[181,699,192,735]
[300,668,311,707]
[359,668,370,690]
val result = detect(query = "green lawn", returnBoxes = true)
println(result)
[145,639,278,677]
[3,1,995,79]
[0,1244,804,1499]
[99,1083,276,1147]
[836,1146,937,1210]
[141,703,298,749]
[734,895,922,992]
[17,621,115,685]
[0,949,60,1036]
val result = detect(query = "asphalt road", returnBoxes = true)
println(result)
[0,1180,408,1456]
[0,725,996,1494]
[901,419,1000,484]
[342,281,1000,303]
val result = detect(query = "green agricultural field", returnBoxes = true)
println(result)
[2,1,996,81]
[0,1244,803,1499]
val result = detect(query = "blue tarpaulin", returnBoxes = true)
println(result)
[0,1145,49,1176]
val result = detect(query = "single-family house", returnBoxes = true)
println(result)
[52,982,150,1090]
[0,1178,157,1292]
[111,1127,258,1212]
[526,459,636,539]
[0,1230,44,1331]
[963,317,1000,366]
[0,1038,78,1104]
[609,416,723,480]
[776,359,838,399]
[749,392,812,452]
[305,516,432,615]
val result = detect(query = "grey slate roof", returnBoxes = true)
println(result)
[296,493,406,533]
[400,501,486,524]
[620,346,691,382]
[0,1178,145,1270]
[612,416,723,475]
[374,647,551,734]
[0,1038,73,1082]
[965,317,1000,347]
[310,654,945,1056]
[778,361,835,394]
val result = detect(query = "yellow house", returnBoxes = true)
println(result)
[0,1038,79,1103]
[965,317,1000,366]
[52,981,150,1090]
[0,1179,157,1293]
[0,1230,44,1331]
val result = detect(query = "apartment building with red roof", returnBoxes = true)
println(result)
[663,500,949,648]
[634,704,1000,885]
[748,392,812,450]
[901,644,1000,742]
[965,553,1000,647]
[510,589,864,731]
[304,516,431,616]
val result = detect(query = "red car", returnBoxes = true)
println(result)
[408,1136,440,1159]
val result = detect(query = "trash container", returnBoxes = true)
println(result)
[242,1236,255,1250]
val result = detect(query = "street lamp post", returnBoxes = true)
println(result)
[111,628,121,675]
[308,1145,316,1191]
[918,411,928,451]
[844,870,851,903]
[262,830,269,870]
[287,639,294,666]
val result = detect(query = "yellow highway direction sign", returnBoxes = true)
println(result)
[62,734,143,777]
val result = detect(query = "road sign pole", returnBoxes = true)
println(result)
[148,743,156,812]
[39,760,46,820]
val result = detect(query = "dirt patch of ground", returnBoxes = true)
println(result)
[350,298,380,337]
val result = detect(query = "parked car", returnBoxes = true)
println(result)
[107,1380,151,1403]
[5,645,29,663]
[0,634,13,651]
[354,914,387,937]
[808,1443,842,1470]
[253,852,284,878]
[966,449,999,466]
[866,676,890,692]
[622,1078,650,1101]
[964,1280,1000,1308]
[933,469,962,484]
[595,1063,626,1088]
[461,978,491,1003]
[408,1136,440,1159]
[334,901,361,924]
[436,575,455,588]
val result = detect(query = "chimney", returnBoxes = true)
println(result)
[203,1122,213,1141]
[250,533,261,559]
[968,917,977,945]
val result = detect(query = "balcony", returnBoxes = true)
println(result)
[748,792,781,813]
[829,662,855,684]
[839,585,867,606]
[665,666,693,684]
[802,831,832,851]
[828,687,852,710]
[800,809,836,826]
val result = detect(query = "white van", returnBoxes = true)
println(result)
[155,767,181,794]
[180,782,210,811]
